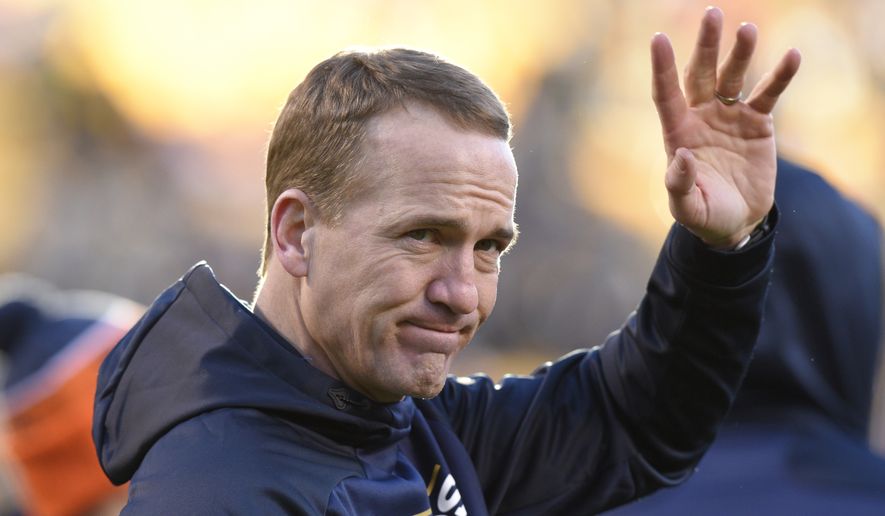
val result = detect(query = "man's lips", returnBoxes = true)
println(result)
[405,320,462,333]
[397,320,471,353]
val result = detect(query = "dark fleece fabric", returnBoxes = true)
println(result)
[607,159,885,515]
[94,217,777,514]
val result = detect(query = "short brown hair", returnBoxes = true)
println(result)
[260,47,512,276]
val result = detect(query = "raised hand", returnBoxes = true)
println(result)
[652,6,801,249]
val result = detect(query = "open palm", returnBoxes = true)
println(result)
[652,7,801,249]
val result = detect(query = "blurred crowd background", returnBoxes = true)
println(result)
[2,0,884,498]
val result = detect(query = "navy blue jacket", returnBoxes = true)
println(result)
[606,160,885,515]
[93,220,776,515]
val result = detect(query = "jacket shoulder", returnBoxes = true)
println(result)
[123,407,363,515]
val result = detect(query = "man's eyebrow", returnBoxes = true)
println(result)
[502,224,520,250]
[404,216,469,232]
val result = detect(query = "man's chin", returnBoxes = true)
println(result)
[374,351,452,400]
[362,371,447,402]
[407,383,445,400]
[400,371,448,400]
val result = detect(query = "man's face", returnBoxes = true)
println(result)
[299,103,517,403]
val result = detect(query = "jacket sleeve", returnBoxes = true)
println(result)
[431,211,778,515]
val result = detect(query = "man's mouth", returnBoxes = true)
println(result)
[397,320,466,353]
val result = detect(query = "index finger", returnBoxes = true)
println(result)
[651,32,688,141]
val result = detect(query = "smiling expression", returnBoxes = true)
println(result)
[297,102,518,402]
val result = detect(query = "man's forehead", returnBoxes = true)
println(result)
[363,105,516,181]
[365,104,450,153]
[340,102,519,237]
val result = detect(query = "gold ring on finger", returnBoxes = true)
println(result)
[714,90,742,106]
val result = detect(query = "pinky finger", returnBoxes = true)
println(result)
[745,48,801,114]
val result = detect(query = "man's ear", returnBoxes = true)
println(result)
[270,188,317,278]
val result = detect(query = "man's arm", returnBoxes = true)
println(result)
[431,7,799,514]
[432,217,775,514]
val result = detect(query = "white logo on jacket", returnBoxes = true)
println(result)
[423,464,467,516]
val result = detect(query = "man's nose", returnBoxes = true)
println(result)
[426,251,479,315]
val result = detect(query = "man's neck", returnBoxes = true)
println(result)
[252,269,339,382]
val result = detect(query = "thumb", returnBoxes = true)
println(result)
[665,147,697,198]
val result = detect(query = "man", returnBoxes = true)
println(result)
[606,159,885,515]
[93,7,801,514]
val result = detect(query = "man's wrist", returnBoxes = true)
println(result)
[668,204,779,287]
[733,214,772,251]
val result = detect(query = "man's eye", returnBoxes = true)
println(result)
[475,239,501,253]
[406,229,432,242]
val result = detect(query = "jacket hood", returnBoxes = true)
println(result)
[93,262,415,484]
[736,159,883,437]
